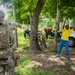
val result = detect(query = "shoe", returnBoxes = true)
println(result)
[57,54,60,57]
[66,56,70,59]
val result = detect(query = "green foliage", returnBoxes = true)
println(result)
[0,0,39,24]
[14,0,38,24]
[1,0,75,24]
[42,0,75,21]
[42,0,57,18]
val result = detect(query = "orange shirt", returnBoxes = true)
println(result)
[45,28,52,34]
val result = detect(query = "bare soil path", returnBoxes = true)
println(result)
[19,43,75,75]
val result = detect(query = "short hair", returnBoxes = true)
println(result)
[65,25,69,27]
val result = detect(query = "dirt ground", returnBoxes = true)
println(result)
[19,43,75,75]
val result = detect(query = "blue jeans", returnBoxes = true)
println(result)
[57,39,69,56]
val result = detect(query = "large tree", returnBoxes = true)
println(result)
[54,0,60,50]
[13,0,46,51]
[0,0,46,51]
[30,0,45,51]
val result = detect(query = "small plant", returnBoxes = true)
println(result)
[12,46,17,51]
[49,49,57,53]
[23,46,29,50]
[16,57,32,75]
[60,69,67,75]
[19,57,31,65]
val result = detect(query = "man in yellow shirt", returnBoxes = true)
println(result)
[57,25,74,58]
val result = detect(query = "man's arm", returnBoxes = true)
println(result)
[62,24,65,29]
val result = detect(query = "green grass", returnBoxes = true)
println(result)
[49,49,57,53]
[17,28,30,51]
[46,39,53,44]
[16,56,57,75]
[16,57,32,75]
[16,57,57,75]
[19,57,31,65]
[30,71,56,75]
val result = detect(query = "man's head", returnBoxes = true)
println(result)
[65,25,69,30]
[0,10,5,24]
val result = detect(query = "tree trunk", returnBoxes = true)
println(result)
[54,0,60,50]
[30,0,45,51]
[13,5,18,47]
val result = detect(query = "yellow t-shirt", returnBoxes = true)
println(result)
[61,27,74,41]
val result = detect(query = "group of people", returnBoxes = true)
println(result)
[24,27,60,40]
[44,27,61,39]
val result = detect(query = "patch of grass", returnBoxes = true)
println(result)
[46,39,53,44]
[16,57,56,75]
[16,66,32,75]
[17,67,56,75]
[16,57,32,75]
[30,71,56,75]
[49,49,57,53]
[60,69,67,75]
[17,28,29,51]
[19,57,31,65]
[23,46,29,50]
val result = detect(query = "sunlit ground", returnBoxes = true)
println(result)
[16,28,75,75]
